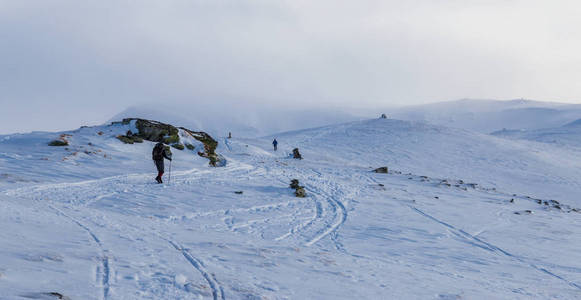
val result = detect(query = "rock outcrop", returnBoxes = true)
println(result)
[112,118,222,166]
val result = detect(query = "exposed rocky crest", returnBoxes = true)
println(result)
[112,118,222,166]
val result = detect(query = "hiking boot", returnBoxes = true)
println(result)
[155,176,162,184]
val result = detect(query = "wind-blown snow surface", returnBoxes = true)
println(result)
[1,119,581,299]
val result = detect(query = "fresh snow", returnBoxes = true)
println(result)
[1,117,581,299]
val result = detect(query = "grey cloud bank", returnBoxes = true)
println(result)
[1,0,580,133]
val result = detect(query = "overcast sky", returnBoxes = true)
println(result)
[1,0,581,133]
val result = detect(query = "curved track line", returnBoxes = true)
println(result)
[303,178,348,247]
[168,241,225,300]
[48,205,111,299]
[410,205,581,291]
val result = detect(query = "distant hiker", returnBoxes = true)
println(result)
[228,132,232,139]
[152,142,172,183]
[272,138,278,151]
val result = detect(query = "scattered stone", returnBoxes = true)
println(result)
[554,205,562,210]
[48,140,68,146]
[378,183,384,187]
[536,199,542,204]
[510,198,515,203]
[373,167,388,173]
[97,131,104,135]
[292,148,302,159]
[290,179,300,189]
[380,113,387,119]
[185,143,195,150]
[234,191,243,194]
[514,210,533,215]
[290,179,306,197]
[434,196,439,199]
[295,187,306,198]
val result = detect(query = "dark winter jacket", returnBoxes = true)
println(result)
[272,139,278,146]
[152,142,172,161]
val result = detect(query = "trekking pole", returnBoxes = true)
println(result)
[169,160,172,184]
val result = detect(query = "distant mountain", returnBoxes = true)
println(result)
[109,103,361,138]
[492,117,581,148]
[384,99,581,133]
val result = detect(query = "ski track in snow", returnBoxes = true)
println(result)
[409,205,581,291]
[47,204,111,300]
[5,123,581,299]
[363,171,581,292]
[168,241,225,300]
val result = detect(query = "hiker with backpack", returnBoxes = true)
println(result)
[272,138,278,151]
[152,142,172,183]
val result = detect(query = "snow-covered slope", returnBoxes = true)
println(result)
[272,118,581,205]
[0,121,212,189]
[385,99,581,133]
[493,118,581,148]
[1,118,581,299]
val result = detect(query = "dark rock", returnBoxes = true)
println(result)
[514,210,533,215]
[234,191,243,194]
[185,143,195,150]
[292,148,302,159]
[171,143,185,150]
[373,167,388,173]
[48,140,68,146]
[380,113,387,119]
[163,134,180,144]
[290,179,306,197]
[295,187,306,198]
[290,179,300,189]
[510,198,515,203]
